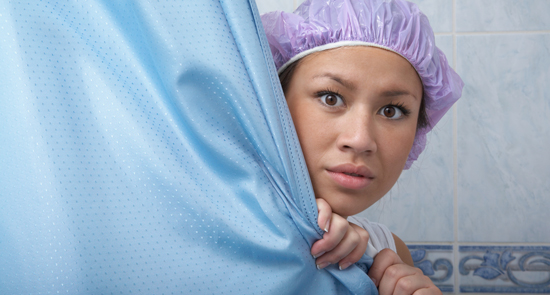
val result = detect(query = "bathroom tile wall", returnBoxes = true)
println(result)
[256,0,550,293]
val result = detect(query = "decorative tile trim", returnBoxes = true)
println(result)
[459,246,550,293]
[408,245,454,293]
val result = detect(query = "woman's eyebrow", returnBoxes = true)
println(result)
[312,73,356,91]
[381,90,419,101]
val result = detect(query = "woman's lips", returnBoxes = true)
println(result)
[326,164,374,190]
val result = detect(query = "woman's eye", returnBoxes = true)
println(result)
[320,93,344,107]
[380,106,404,119]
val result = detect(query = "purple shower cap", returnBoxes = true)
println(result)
[261,0,464,169]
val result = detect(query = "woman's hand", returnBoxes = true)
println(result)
[368,248,442,295]
[312,198,370,270]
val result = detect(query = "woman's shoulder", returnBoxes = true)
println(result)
[391,233,414,266]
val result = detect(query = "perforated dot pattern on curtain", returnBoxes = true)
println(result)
[0,0,376,294]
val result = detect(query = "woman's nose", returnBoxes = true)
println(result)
[337,115,377,154]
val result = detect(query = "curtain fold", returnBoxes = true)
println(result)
[0,0,376,293]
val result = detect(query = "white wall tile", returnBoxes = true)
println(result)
[457,34,550,242]
[294,0,306,10]
[456,0,550,32]
[255,0,295,14]
[408,0,453,33]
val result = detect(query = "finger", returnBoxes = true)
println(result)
[310,213,348,259]
[367,248,402,288]
[315,198,332,232]
[393,271,438,295]
[378,264,423,295]
[393,270,437,295]
[412,285,442,295]
[336,224,369,270]
[315,224,360,269]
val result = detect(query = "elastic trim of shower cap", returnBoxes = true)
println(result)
[276,41,422,83]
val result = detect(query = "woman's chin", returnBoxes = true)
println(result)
[324,197,369,218]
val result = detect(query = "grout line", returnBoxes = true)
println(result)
[435,30,550,36]
[458,242,550,246]
[406,242,454,245]
[457,30,550,35]
[406,241,550,246]
[452,0,459,293]
[452,100,459,291]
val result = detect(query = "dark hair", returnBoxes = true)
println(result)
[278,59,430,131]
[278,59,301,94]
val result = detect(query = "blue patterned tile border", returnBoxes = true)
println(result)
[408,245,454,293]
[459,246,550,293]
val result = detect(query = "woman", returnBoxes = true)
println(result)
[262,0,463,293]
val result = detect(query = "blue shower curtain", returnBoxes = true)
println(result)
[0,0,376,293]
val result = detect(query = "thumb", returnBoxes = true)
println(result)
[315,198,332,232]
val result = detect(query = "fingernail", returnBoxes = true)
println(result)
[316,262,330,270]
[339,262,352,270]
[312,251,325,259]
[324,219,330,233]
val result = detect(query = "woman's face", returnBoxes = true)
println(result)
[285,46,423,217]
